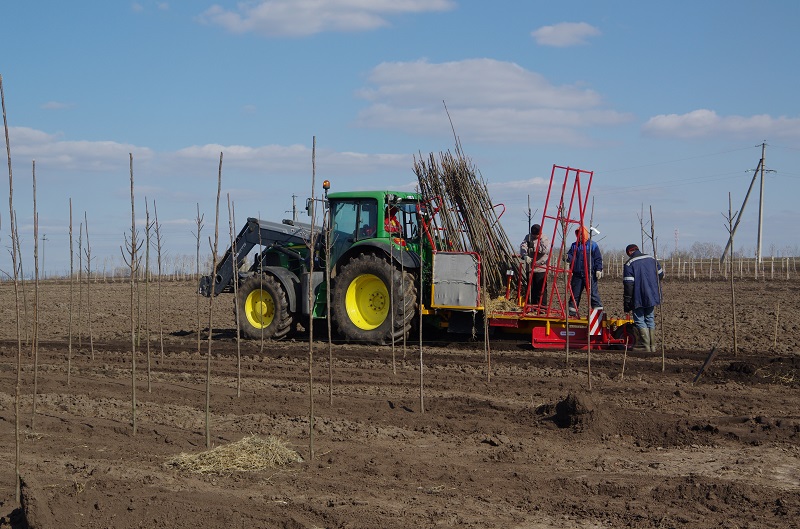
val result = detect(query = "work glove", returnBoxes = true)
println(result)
[595,270,603,280]
[623,297,632,313]
[524,256,532,265]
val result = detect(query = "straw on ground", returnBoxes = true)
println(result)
[166,434,303,474]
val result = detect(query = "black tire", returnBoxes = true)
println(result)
[236,274,294,340]
[611,322,637,350]
[332,254,417,344]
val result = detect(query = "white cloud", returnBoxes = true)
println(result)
[355,59,633,145]
[531,22,601,47]
[171,143,313,174]
[8,127,410,186]
[359,59,601,108]
[171,142,409,175]
[41,101,73,110]
[198,0,455,37]
[642,109,800,139]
[489,176,549,191]
[9,127,152,172]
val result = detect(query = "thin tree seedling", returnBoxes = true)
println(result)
[194,204,204,355]
[205,152,223,449]
[3,72,25,504]
[153,200,165,360]
[84,211,95,360]
[120,153,143,436]
[227,193,242,397]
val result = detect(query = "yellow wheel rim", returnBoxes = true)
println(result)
[244,288,275,329]
[345,273,389,330]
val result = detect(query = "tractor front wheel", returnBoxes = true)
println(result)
[332,254,417,344]
[236,274,294,340]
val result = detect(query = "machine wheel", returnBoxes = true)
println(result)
[332,254,417,344]
[611,322,637,350]
[236,274,294,340]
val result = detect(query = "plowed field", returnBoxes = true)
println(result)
[0,278,798,528]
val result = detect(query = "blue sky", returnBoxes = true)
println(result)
[2,1,799,275]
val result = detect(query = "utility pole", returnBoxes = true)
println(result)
[721,143,774,264]
[284,195,297,223]
[288,194,298,223]
[674,228,679,256]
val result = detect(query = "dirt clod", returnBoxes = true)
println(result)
[554,392,598,429]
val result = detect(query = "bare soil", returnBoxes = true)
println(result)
[0,278,798,528]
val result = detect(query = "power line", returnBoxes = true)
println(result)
[596,144,756,175]
[592,169,751,197]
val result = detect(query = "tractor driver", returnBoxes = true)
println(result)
[359,202,377,238]
[385,205,401,234]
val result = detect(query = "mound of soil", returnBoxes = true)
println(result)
[554,392,599,429]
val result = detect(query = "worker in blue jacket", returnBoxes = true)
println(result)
[623,243,665,351]
[566,226,603,315]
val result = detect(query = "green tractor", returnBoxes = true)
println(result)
[199,187,445,344]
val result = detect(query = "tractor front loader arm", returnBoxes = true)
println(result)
[199,217,318,297]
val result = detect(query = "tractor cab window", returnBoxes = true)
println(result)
[393,201,420,241]
[329,198,378,264]
[358,201,378,239]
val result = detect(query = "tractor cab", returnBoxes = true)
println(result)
[326,190,423,266]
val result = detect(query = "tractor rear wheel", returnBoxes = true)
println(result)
[236,274,294,340]
[332,254,417,344]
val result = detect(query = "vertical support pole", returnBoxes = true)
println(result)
[728,193,738,356]
[756,142,766,265]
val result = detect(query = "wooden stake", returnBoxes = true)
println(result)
[77,222,83,349]
[391,235,396,375]
[68,198,74,385]
[773,301,780,350]
[145,199,152,393]
[31,162,40,429]
[621,337,628,381]
[324,187,334,406]
[419,251,424,414]
[308,138,316,460]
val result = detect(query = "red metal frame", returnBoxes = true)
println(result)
[515,165,595,319]
[496,164,630,349]
[417,165,631,350]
